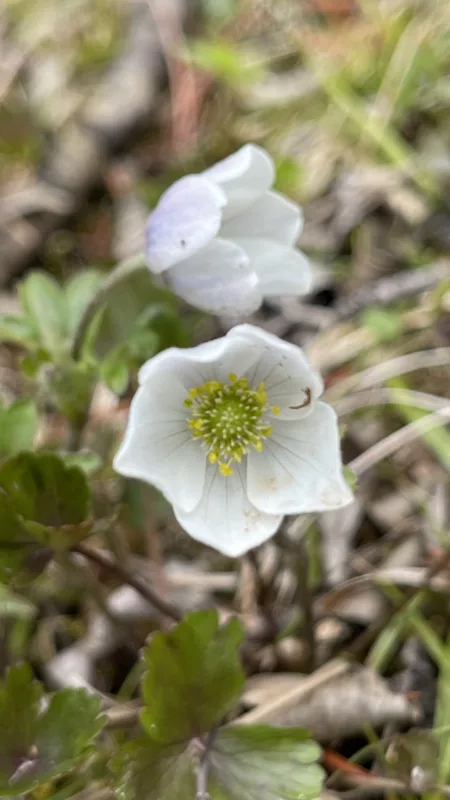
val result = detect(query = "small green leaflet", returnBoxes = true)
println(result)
[141,609,245,743]
[0,664,106,796]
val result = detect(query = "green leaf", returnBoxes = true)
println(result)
[0,453,112,583]
[111,726,324,800]
[343,465,358,492]
[0,315,38,348]
[126,328,159,361]
[19,348,52,380]
[65,269,104,342]
[0,452,89,528]
[141,610,245,744]
[0,399,38,457]
[110,736,195,800]
[384,729,439,790]
[32,689,106,780]
[184,40,263,86]
[18,272,67,356]
[360,307,403,343]
[46,361,96,426]
[59,450,103,476]
[0,492,43,584]
[139,303,190,350]
[0,584,36,619]
[91,268,174,359]
[0,452,92,554]
[0,666,105,795]
[100,348,130,395]
[0,664,42,789]
[275,157,302,195]
[208,725,324,800]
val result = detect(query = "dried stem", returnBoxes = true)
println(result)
[73,543,183,621]
[328,346,450,397]
[350,407,450,477]
[335,387,449,417]
[234,658,350,726]
[294,539,315,672]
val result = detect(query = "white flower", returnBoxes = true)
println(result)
[145,144,312,316]
[113,325,353,557]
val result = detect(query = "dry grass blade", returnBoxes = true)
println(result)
[349,407,450,477]
[234,658,350,726]
[329,347,450,397]
[334,388,449,416]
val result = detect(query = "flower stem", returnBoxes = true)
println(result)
[72,542,183,621]
[71,252,148,360]
[196,729,216,800]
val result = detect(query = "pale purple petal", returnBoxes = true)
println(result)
[231,237,312,296]
[203,144,275,219]
[221,190,303,245]
[145,175,227,273]
[165,238,262,316]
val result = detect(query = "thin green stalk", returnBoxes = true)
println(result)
[71,252,148,360]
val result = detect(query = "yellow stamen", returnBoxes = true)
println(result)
[185,374,277,476]
[188,419,204,431]
[219,463,233,477]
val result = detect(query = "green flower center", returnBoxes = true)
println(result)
[184,373,279,476]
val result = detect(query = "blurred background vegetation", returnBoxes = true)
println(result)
[1,0,450,795]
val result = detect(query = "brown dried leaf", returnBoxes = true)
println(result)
[240,663,419,742]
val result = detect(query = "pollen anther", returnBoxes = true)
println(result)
[186,374,275,475]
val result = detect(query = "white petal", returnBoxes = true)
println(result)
[247,402,353,515]
[230,237,312,296]
[145,176,227,273]
[226,324,323,420]
[113,374,206,512]
[203,144,274,219]
[138,327,262,391]
[138,338,233,387]
[221,190,303,245]
[164,238,262,316]
[173,464,282,557]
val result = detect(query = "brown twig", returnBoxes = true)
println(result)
[72,543,183,621]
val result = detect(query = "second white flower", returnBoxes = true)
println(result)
[145,144,312,316]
